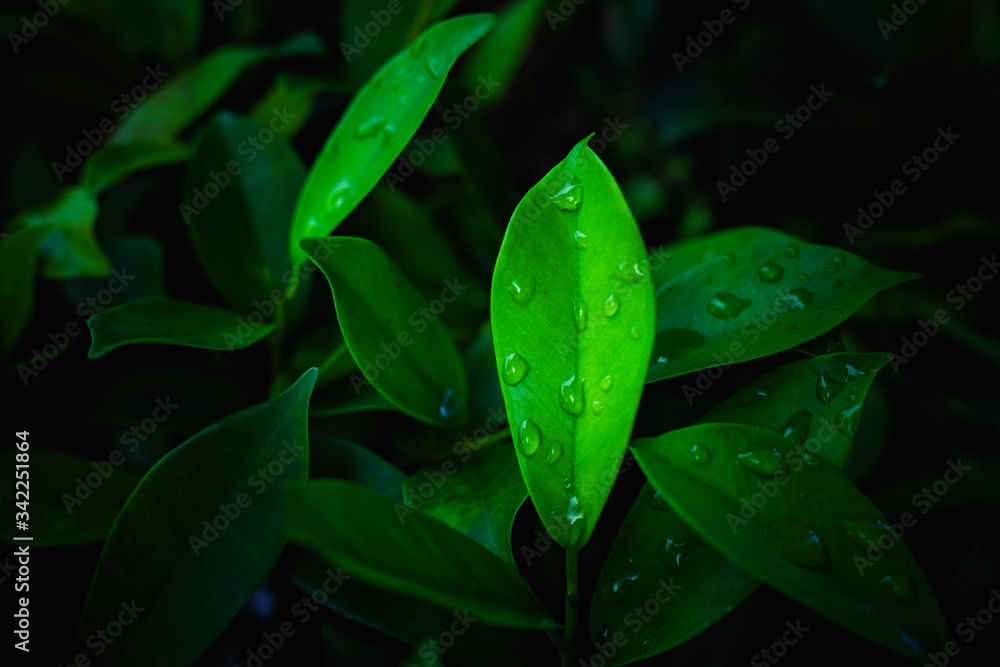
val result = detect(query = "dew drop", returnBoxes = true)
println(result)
[706,293,751,320]
[574,230,588,250]
[550,176,583,211]
[439,389,461,419]
[603,294,620,318]
[767,518,829,571]
[545,440,563,465]
[424,57,442,78]
[737,446,788,476]
[630,326,641,340]
[780,410,815,445]
[880,573,917,603]
[790,287,815,306]
[738,385,768,406]
[719,253,735,266]
[510,277,535,306]
[688,443,712,465]
[567,495,583,524]
[816,369,847,404]
[658,537,688,570]
[618,260,647,284]
[573,298,588,332]
[326,182,352,212]
[355,116,387,140]
[599,375,613,392]
[647,487,671,511]
[502,353,530,386]
[838,403,862,436]
[785,244,800,258]
[591,400,604,415]
[758,262,784,283]
[828,253,846,273]
[559,374,585,416]
[802,452,824,470]
[518,419,541,457]
[836,516,895,553]
[597,572,639,605]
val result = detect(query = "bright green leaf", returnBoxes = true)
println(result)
[185,112,304,312]
[299,236,468,428]
[1,449,141,547]
[491,136,656,549]
[86,297,276,359]
[75,368,317,666]
[631,423,949,661]
[403,442,526,566]
[647,243,917,383]
[288,14,496,275]
[286,480,554,629]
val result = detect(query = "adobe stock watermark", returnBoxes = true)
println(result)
[383,75,503,191]
[51,65,170,182]
[8,0,72,54]
[750,620,810,666]
[716,84,834,202]
[878,0,932,41]
[888,254,997,372]
[234,567,350,667]
[672,0,753,73]
[213,0,245,21]
[188,438,305,555]
[339,0,414,62]
[222,237,341,351]
[844,126,961,244]
[180,106,298,224]
[583,577,683,666]
[17,267,136,385]
[546,0,587,30]
[347,276,468,394]
[61,398,180,514]
[403,611,478,667]
[54,600,145,667]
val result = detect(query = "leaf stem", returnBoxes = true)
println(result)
[563,547,579,667]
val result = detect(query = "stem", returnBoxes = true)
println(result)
[563,548,579,667]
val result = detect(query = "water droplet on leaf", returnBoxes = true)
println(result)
[758,262,784,282]
[518,419,541,457]
[707,293,751,320]
[573,298,587,332]
[599,375,613,392]
[545,440,563,465]
[502,353,530,386]
[603,294,620,318]
[511,277,535,305]
[560,374,585,416]
[550,176,583,211]
[688,443,712,465]
[737,446,788,476]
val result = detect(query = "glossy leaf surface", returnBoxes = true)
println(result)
[491,136,655,548]
[75,369,316,666]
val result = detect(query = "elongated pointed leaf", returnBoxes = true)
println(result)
[287,480,554,629]
[299,236,468,428]
[83,142,192,194]
[12,186,109,279]
[1,449,140,546]
[87,297,275,359]
[404,442,526,566]
[593,352,892,663]
[631,423,949,661]
[491,136,655,549]
[0,226,53,355]
[185,113,304,311]
[647,243,917,383]
[75,369,316,667]
[288,14,496,274]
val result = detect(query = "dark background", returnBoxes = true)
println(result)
[3,0,999,665]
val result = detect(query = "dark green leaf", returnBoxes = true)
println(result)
[491,136,655,549]
[185,113,304,312]
[299,236,468,428]
[288,14,496,275]
[86,297,276,359]
[459,0,544,107]
[0,226,53,355]
[286,480,554,629]
[82,142,191,194]
[1,449,141,547]
[311,436,407,502]
[631,423,949,661]
[647,243,917,383]
[403,442,526,566]
[75,368,317,666]
[12,186,109,279]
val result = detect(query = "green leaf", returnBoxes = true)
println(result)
[459,0,544,107]
[647,243,917,383]
[249,74,337,141]
[1,449,141,547]
[649,226,800,288]
[403,442,526,566]
[490,136,656,549]
[82,142,192,194]
[86,297,276,359]
[286,480,554,629]
[631,423,949,661]
[288,14,496,275]
[12,186,109,279]
[75,368,317,667]
[185,113,304,311]
[299,236,468,428]
[311,436,407,502]
[0,226,53,355]
[593,352,892,663]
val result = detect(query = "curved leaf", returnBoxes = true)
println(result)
[75,368,317,667]
[647,243,917,383]
[87,297,276,359]
[288,14,496,275]
[12,186,108,279]
[593,352,892,663]
[0,226,53,355]
[491,136,655,549]
[631,423,949,661]
[299,236,468,428]
[286,480,554,629]
[83,142,192,194]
